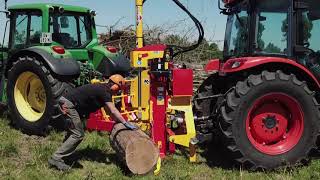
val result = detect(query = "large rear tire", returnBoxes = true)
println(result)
[7,56,70,135]
[219,70,320,170]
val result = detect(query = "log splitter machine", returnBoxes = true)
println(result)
[86,0,204,173]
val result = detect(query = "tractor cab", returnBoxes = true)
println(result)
[222,0,320,77]
[7,4,95,51]
[5,3,130,80]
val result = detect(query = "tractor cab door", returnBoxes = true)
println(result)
[294,0,320,79]
[9,10,42,52]
[49,12,92,62]
[0,12,10,62]
[0,12,10,103]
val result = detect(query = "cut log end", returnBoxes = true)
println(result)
[110,123,159,175]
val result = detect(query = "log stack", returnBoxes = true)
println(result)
[110,123,159,175]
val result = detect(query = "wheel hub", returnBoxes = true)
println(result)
[263,115,277,129]
[246,93,304,155]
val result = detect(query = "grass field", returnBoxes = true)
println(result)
[1,118,320,180]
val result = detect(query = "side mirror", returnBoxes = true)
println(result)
[259,15,266,22]
[60,16,69,28]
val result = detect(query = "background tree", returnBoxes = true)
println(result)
[233,16,265,55]
[264,43,281,53]
[99,25,223,64]
[282,14,313,44]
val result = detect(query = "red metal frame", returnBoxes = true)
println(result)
[246,93,304,155]
[150,78,168,158]
[87,110,115,132]
[204,57,320,87]
[134,44,167,51]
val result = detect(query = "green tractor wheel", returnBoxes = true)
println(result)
[7,56,70,135]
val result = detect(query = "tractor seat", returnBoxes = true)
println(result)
[52,33,74,48]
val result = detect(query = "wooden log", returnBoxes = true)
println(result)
[110,123,159,175]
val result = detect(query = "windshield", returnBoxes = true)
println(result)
[49,12,92,49]
[224,4,249,58]
[224,11,248,57]
[224,0,289,59]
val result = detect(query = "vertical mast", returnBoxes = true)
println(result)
[135,0,144,118]
[136,0,144,48]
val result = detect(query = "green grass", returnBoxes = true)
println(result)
[1,118,320,180]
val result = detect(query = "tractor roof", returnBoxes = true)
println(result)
[8,3,90,13]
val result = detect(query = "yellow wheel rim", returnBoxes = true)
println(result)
[14,71,46,122]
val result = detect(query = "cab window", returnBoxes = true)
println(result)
[50,12,92,48]
[11,11,42,49]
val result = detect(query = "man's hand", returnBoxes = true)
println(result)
[105,102,137,130]
[123,121,137,130]
[58,103,68,115]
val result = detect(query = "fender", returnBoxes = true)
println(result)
[96,54,131,77]
[90,45,131,77]
[8,47,80,78]
[205,57,320,88]
[204,59,220,73]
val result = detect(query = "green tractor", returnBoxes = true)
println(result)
[0,3,130,135]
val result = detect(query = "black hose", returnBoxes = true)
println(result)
[142,0,204,58]
[170,0,204,58]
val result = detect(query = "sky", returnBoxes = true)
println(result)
[0,0,227,49]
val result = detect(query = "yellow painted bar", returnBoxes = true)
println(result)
[136,0,144,48]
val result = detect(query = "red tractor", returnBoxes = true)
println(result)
[194,0,320,170]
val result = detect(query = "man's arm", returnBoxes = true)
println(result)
[104,102,137,130]
[104,102,126,123]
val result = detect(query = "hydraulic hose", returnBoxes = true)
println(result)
[170,0,204,58]
[143,0,204,58]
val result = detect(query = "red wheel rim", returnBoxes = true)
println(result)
[246,93,304,155]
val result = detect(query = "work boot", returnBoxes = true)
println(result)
[48,157,71,171]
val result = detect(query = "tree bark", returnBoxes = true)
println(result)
[110,123,159,175]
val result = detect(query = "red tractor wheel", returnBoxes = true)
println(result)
[219,70,320,170]
[246,93,304,155]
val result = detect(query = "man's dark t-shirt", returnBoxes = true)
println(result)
[64,84,112,117]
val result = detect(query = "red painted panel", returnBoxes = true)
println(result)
[204,59,220,73]
[134,44,167,51]
[86,110,115,132]
[172,69,193,96]
[150,79,168,158]
[166,128,176,154]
